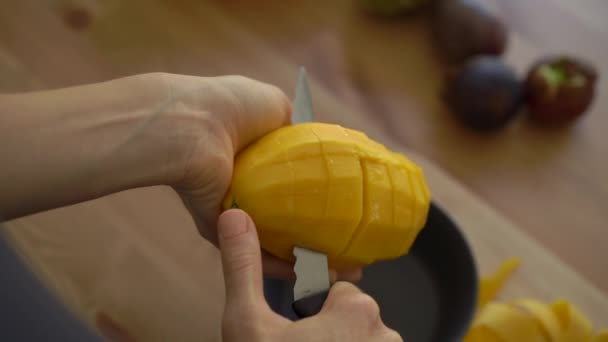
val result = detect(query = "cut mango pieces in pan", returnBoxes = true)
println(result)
[465,258,607,341]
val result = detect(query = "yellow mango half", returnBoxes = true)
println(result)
[222,122,431,268]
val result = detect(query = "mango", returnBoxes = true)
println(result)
[464,302,547,342]
[222,122,431,268]
[465,258,608,341]
[478,257,521,309]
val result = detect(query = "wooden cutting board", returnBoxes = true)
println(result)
[1,0,607,340]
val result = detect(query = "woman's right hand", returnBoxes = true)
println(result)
[218,209,403,342]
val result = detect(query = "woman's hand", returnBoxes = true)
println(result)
[0,72,361,281]
[218,209,402,342]
[154,73,361,281]
[161,73,296,279]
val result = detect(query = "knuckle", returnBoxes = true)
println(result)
[330,285,382,323]
[393,332,404,341]
[370,318,402,341]
[222,310,263,340]
[221,75,287,104]
[218,74,256,90]
[215,75,290,124]
[149,71,172,79]
[350,292,380,316]
[332,280,360,292]
[141,71,175,85]
[262,82,289,106]
[225,74,252,83]
[384,328,403,342]
[264,81,286,99]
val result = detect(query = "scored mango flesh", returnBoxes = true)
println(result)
[222,122,431,268]
[464,258,608,342]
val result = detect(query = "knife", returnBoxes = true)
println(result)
[290,67,331,318]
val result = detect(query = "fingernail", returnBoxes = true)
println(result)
[219,210,249,239]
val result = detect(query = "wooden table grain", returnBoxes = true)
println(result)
[1,0,607,340]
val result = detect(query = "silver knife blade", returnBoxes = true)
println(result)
[291,67,330,302]
[292,66,315,124]
[293,246,330,301]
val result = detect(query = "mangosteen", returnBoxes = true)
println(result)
[524,55,598,125]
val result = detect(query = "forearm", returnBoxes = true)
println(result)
[0,74,186,220]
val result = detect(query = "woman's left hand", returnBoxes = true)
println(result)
[0,72,362,281]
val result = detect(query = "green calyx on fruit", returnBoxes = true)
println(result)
[536,60,589,99]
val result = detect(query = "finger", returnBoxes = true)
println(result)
[321,281,363,313]
[180,194,220,247]
[324,281,365,305]
[337,268,363,282]
[329,269,338,283]
[322,282,382,322]
[215,75,292,153]
[261,251,296,280]
[217,209,266,308]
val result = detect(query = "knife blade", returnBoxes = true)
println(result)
[290,67,331,318]
[292,66,315,124]
[293,246,330,301]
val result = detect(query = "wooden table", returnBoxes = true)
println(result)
[1,0,607,340]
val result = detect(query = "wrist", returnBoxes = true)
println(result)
[0,73,196,218]
[73,73,182,195]
[83,73,205,194]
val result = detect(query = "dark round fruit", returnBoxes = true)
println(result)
[431,0,507,64]
[524,55,598,125]
[442,56,524,131]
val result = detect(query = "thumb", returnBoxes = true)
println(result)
[217,209,265,308]
[215,75,292,153]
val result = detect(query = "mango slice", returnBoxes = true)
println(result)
[223,122,431,268]
[468,302,547,342]
[512,299,562,341]
[465,258,607,341]
[552,299,594,342]
[478,257,521,309]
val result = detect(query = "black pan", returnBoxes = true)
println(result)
[263,201,479,342]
